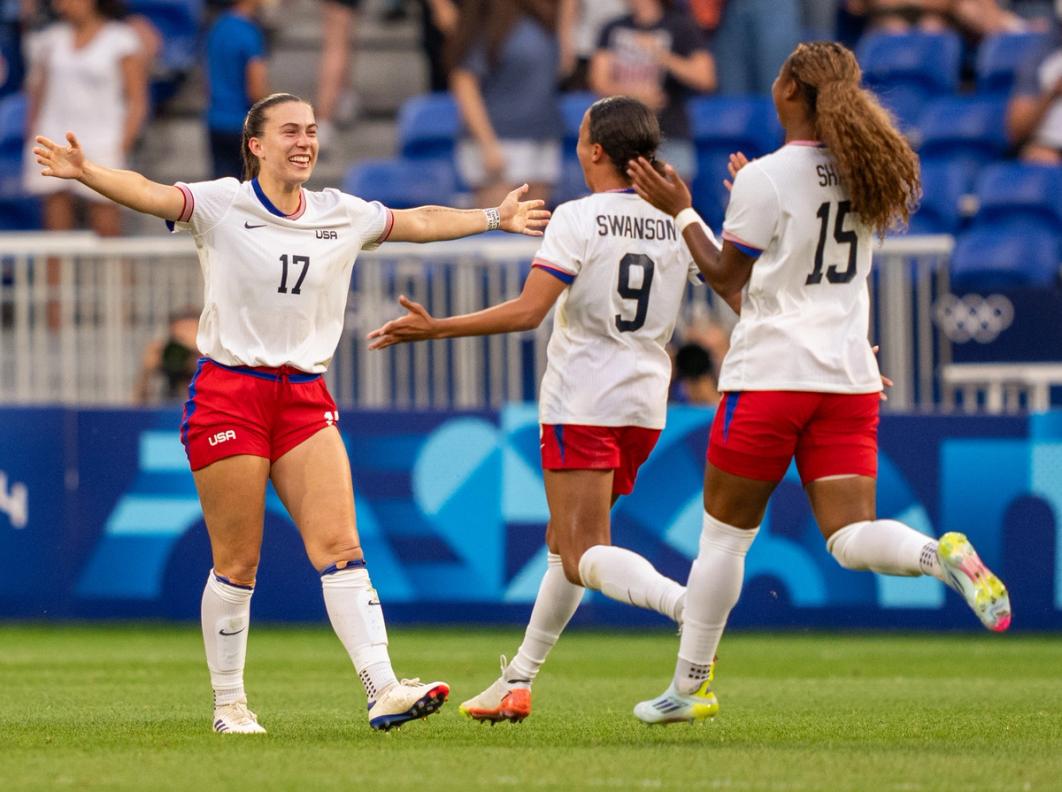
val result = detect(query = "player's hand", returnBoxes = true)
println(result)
[34,132,87,180]
[627,156,692,217]
[497,183,551,237]
[366,295,440,350]
[872,345,893,401]
[723,151,749,192]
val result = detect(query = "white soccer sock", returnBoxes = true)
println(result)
[826,519,944,580]
[321,564,398,702]
[577,544,685,623]
[674,512,759,694]
[505,553,584,688]
[201,570,253,707]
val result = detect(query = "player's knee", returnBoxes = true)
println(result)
[310,536,363,570]
[560,553,584,586]
[215,558,259,587]
[826,521,870,571]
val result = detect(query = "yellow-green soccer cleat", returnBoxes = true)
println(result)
[633,678,720,725]
[937,531,1012,632]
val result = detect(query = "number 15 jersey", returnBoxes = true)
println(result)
[720,143,881,394]
[532,190,710,430]
[170,177,393,373]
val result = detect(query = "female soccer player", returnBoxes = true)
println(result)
[626,41,1012,725]
[367,95,712,723]
[33,92,549,734]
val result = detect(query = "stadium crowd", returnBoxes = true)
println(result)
[2,0,1061,397]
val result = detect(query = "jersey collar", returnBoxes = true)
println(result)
[251,178,306,220]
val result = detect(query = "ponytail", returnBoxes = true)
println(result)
[787,42,921,237]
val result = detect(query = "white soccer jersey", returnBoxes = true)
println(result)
[170,177,392,372]
[534,189,710,430]
[719,143,882,394]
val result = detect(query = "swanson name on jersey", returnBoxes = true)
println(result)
[595,214,677,241]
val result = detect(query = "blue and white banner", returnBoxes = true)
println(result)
[0,405,1057,629]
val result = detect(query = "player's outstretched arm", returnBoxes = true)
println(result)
[386,184,550,243]
[627,156,751,302]
[366,268,566,350]
[34,132,184,221]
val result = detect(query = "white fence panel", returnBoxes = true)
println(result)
[2,232,956,411]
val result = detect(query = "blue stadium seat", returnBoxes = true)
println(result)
[857,31,962,130]
[976,32,1052,97]
[343,158,457,209]
[396,92,460,161]
[0,23,24,98]
[951,222,1061,292]
[918,96,1008,179]
[688,95,781,156]
[688,96,782,228]
[0,91,25,159]
[127,0,200,106]
[974,162,1062,228]
[907,157,969,235]
[560,91,597,147]
[552,92,597,206]
[552,158,589,206]
[0,151,42,231]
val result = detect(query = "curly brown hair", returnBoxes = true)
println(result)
[785,42,921,237]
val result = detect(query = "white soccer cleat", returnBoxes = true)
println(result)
[367,678,449,731]
[633,679,719,725]
[212,699,267,734]
[937,532,1012,632]
[458,664,532,724]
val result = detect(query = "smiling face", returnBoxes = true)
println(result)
[247,101,318,186]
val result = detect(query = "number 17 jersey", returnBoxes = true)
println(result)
[170,177,392,373]
[532,190,707,430]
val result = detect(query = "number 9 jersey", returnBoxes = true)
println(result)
[532,189,711,431]
[720,143,882,394]
[169,177,394,373]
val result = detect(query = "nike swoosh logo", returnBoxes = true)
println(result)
[244,221,267,229]
[367,600,381,606]
[219,628,246,636]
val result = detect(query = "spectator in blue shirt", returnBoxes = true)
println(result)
[205,0,269,179]
[449,0,564,208]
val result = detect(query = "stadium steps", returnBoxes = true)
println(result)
[130,0,427,233]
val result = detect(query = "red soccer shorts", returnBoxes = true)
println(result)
[540,424,662,495]
[180,358,340,471]
[708,391,880,485]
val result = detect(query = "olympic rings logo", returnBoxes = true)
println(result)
[933,293,1015,344]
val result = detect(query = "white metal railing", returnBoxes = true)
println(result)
[941,363,1062,414]
[1,232,954,410]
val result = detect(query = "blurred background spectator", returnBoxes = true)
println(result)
[448,0,562,207]
[561,0,625,91]
[134,306,200,404]
[670,341,721,406]
[1007,23,1062,163]
[589,0,714,180]
[417,0,460,92]
[205,0,268,178]
[315,0,361,147]
[711,0,800,95]
[21,0,148,235]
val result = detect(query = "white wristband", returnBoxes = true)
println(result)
[484,207,501,232]
[675,207,702,233]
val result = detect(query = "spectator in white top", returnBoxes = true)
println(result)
[22,0,147,235]
[1007,22,1062,163]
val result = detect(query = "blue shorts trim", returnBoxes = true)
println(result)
[205,358,322,383]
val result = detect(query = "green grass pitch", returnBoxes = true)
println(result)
[1,624,1060,791]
